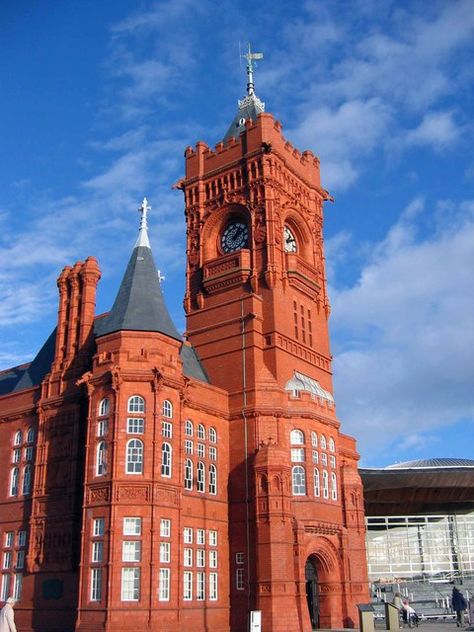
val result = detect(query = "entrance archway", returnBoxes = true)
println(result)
[305,558,319,630]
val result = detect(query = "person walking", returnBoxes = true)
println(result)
[0,598,17,632]
[452,586,468,628]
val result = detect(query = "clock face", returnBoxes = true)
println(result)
[221,221,249,253]
[284,226,297,253]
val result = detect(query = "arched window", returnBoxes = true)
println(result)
[320,434,327,450]
[209,427,217,443]
[197,462,205,493]
[314,469,320,497]
[290,429,304,445]
[162,400,173,419]
[185,420,193,436]
[311,431,318,447]
[98,398,110,417]
[331,472,338,500]
[184,459,193,490]
[126,439,144,474]
[14,431,22,446]
[209,464,217,495]
[161,443,172,478]
[10,468,19,496]
[329,437,335,452]
[197,424,205,440]
[96,442,107,476]
[26,427,35,444]
[322,470,329,499]
[292,466,306,495]
[22,465,32,495]
[128,396,145,413]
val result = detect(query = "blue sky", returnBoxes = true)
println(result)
[1,0,473,466]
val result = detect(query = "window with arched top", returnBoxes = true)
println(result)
[185,420,194,437]
[126,439,144,474]
[290,429,304,445]
[162,400,173,419]
[161,443,172,478]
[322,470,329,499]
[197,462,205,493]
[209,464,217,495]
[320,434,327,450]
[10,468,19,496]
[26,427,35,444]
[98,398,110,417]
[314,469,320,497]
[96,442,107,476]
[197,424,205,441]
[311,432,318,447]
[22,465,32,495]
[184,459,193,490]
[331,472,338,500]
[128,396,145,413]
[14,431,22,446]
[329,437,335,452]
[209,427,217,443]
[292,466,306,495]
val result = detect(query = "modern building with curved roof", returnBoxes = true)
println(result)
[360,459,474,583]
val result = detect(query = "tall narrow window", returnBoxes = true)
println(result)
[98,398,110,417]
[96,442,107,476]
[162,400,173,419]
[160,542,170,563]
[323,470,329,499]
[209,464,217,495]
[14,431,22,446]
[320,434,327,450]
[26,427,35,444]
[17,531,26,547]
[184,459,193,490]
[90,568,102,601]
[196,571,205,601]
[13,574,22,601]
[1,575,10,601]
[22,465,32,495]
[121,568,140,601]
[197,462,205,493]
[314,469,320,497]
[126,439,144,474]
[292,466,306,496]
[10,468,19,496]
[128,396,145,413]
[331,472,338,500]
[197,424,205,440]
[161,443,172,478]
[209,572,218,601]
[185,420,193,436]
[311,432,318,447]
[159,568,170,601]
[92,542,103,563]
[123,517,141,536]
[329,437,335,452]
[15,550,25,570]
[122,541,141,562]
[183,571,193,600]
[93,518,105,537]
[209,427,217,443]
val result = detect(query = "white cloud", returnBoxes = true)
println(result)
[331,197,474,462]
[404,111,461,150]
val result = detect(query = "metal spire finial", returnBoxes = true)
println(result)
[242,43,263,96]
[135,197,151,248]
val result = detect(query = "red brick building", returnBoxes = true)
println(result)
[0,56,368,631]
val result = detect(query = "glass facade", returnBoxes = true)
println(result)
[366,512,474,581]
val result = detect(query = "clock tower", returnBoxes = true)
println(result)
[178,49,368,631]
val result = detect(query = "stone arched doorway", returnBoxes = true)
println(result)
[305,558,319,630]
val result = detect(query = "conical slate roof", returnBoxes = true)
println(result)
[95,244,181,340]
[223,93,265,143]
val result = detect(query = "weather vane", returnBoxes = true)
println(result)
[241,43,263,96]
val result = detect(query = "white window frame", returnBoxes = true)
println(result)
[26,427,35,444]
[196,529,205,545]
[121,567,140,601]
[13,573,22,601]
[208,530,217,546]
[5,532,14,548]
[314,468,320,497]
[321,452,328,466]
[185,420,193,436]
[236,568,244,591]
[161,421,172,438]
[126,439,144,474]
[209,572,218,601]
[235,552,244,565]
[209,446,217,461]
[96,441,107,476]
[15,550,25,570]
[122,541,141,562]
[185,439,193,455]
[160,519,170,538]
[10,467,19,496]
[161,442,172,478]
[1,574,11,602]
[184,459,193,490]
[323,469,329,499]
[162,400,173,419]
[196,571,205,601]
[90,567,102,601]
[98,398,110,417]
[24,446,33,462]
[22,464,32,495]
[197,424,205,440]
[290,429,304,445]
[97,418,108,437]
[320,434,327,450]
[127,417,144,434]
[123,517,142,536]
[209,464,217,495]
[196,549,205,568]
[209,427,217,443]
[197,462,205,493]
[184,548,193,567]
[291,448,305,462]
[17,531,26,547]
[183,571,193,601]
[14,430,22,446]
[92,541,103,563]
[3,551,12,570]
[311,431,318,447]
[93,518,105,537]
[12,449,21,464]
[292,466,306,496]
[160,542,170,563]
[159,568,170,601]
[209,550,217,568]
[330,455,336,468]
[128,395,145,413]
[331,472,338,500]
[183,527,193,544]
[197,443,205,458]
[329,437,335,452]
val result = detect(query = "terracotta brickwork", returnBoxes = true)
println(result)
[0,110,368,631]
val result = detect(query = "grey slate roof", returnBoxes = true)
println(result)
[386,458,474,469]
[0,329,56,397]
[180,344,209,383]
[223,93,265,143]
[95,245,181,341]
